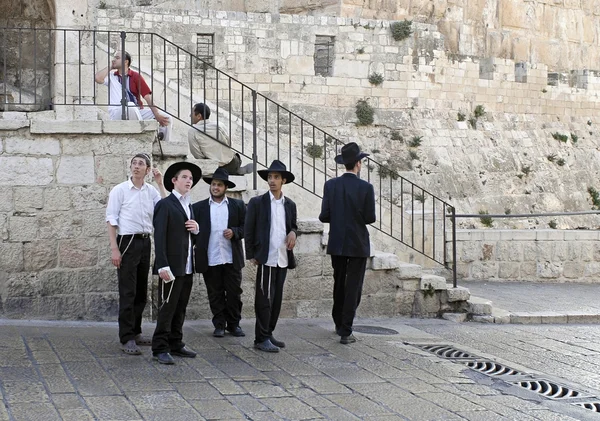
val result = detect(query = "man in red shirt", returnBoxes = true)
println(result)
[95,52,172,141]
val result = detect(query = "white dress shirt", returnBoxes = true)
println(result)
[266,191,288,268]
[106,178,161,235]
[208,196,233,266]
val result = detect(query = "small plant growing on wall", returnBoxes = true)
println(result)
[408,150,419,160]
[390,20,412,41]
[478,210,493,227]
[521,165,532,176]
[547,154,556,162]
[548,220,557,229]
[305,143,323,159]
[557,158,566,166]
[468,116,477,129]
[571,133,578,143]
[457,112,466,121]
[368,72,384,86]
[474,105,486,118]
[378,162,400,180]
[355,99,374,126]
[409,135,423,147]
[390,130,403,141]
[588,187,600,210]
[552,132,568,143]
[99,1,107,8]
[356,47,365,54]
[414,192,426,203]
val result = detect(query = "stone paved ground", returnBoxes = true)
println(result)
[2,316,600,420]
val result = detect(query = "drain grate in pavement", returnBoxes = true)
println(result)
[574,402,600,412]
[513,379,583,400]
[414,344,478,360]
[352,325,398,335]
[467,361,524,376]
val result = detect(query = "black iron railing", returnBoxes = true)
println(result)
[0,27,458,285]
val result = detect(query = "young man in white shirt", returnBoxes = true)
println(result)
[245,160,297,353]
[192,168,247,338]
[106,153,167,355]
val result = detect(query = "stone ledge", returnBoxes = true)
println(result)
[102,120,158,133]
[152,140,189,158]
[446,285,470,302]
[396,263,422,279]
[298,218,324,233]
[370,252,399,270]
[0,120,30,130]
[467,296,492,315]
[30,120,103,134]
[420,274,446,290]
[442,313,467,322]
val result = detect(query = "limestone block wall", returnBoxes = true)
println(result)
[455,229,600,282]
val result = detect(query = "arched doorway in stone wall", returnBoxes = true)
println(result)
[0,0,55,110]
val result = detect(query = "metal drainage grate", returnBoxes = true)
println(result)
[466,361,524,376]
[352,325,398,335]
[512,380,582,399]
[415,344,477,360]
[574,402,600,412]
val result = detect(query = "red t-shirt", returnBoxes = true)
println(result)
[115,69,151,109]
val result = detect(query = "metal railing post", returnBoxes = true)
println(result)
[252,89,258,190]
[120,31,127,120]
[451,206,457,288]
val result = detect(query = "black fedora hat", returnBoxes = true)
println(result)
[257,160,295,184]
[334,142,370,165]
[164,161,202,192]
[203,167,236,189]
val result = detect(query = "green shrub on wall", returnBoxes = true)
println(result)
[390,20,412,41]
[356,100,374,126]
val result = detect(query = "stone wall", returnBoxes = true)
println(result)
[455,229,600,282]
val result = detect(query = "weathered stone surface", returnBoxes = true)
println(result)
[82,210,108,239]
[537,261,562,279]
[294,232,323,254]
[420,274,446,290]
[58,239,99,268]
[412,292,441,316]
[39,213,84,240]
[0,120,30,130]
[357,294,395,317]
[0,188,14,212]
[95,155,127,185]
[102,120,149,134]
[498,262,520,279]
[290,277,323,300]
[5,138,59,155]
[297,218,323,233]
[84,292,119,321]
[468,297,493,315]
[0,273,39,298]
[0,157,53,186]
[30,120,102,134]
[14,187,44,211]
[446,286,470,302]
[39,295,86,320]
[43,187,72,211]
[396,263,422,279]
[370,252,399,270]
[9,215,38,242]
[56,156,95,184]
[70,185,108,211]
[291,254,323,278]
[442,313,467,322]
[361,270,381,295]
[24,241,58,271]
[0,243,24,271]
[0,213,8,241]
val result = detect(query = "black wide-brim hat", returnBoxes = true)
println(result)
[164,161,202,192]
[335,142,370,165]
[257,160,295,184]
[203,167,236,189]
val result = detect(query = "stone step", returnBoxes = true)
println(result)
[467,296,493,316]
[420,274,447,290]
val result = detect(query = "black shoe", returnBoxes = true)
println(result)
[153,352,175,364]
[254,339,279,353]
[213,327,225,337]
[340,334,357,345]
[171,346,197,358]
[269,336,285,348]
[227,326,246,337]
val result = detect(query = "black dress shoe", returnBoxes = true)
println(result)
[213,327,225,337]
[153,352,175,364]
[340,334,357,345]
[269,336,285,348]
[254,339,279,353]
[171,346,197,358]
[227,326,246,337]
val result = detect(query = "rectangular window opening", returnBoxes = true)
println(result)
[314,35,334,77]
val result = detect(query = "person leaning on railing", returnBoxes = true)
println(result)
[188,103,254,175]
[94,51,172,141]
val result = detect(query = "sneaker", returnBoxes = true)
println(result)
[340,334,357,345]
[269,336,285,348]
[121,339,142,355]
[227,326,246,337]
[254,339,280,353]
[134,334,152,346]
[213,327,225,338]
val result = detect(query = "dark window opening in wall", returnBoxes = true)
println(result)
[196,33,214,69]
[314,36,334,77]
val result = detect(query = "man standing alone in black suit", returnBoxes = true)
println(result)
[319,142,376,344]
[151,161,203,364]
[245,160,298,353]
[192,168,247,338]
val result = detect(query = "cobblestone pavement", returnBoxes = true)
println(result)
[2,317,600,420]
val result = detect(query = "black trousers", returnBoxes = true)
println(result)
[254,265,287,343]
[331,256,367,337]
[151,274,193,354]
[203,264,243,330]
[117,235,151,344]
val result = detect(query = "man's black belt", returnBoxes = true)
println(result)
[119,233,150,239]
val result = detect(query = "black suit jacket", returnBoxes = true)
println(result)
[153,193,196,276]
[245,192,297,269]
[319,173,376,257]
[192,197,246,273]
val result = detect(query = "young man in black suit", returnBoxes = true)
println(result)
[192,168,246,338]
[319,143,376,344]
[245,160,297,353]
[151,161,203,364]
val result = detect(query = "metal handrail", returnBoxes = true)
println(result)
[0,27,458,285]
[454,210,600,218]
